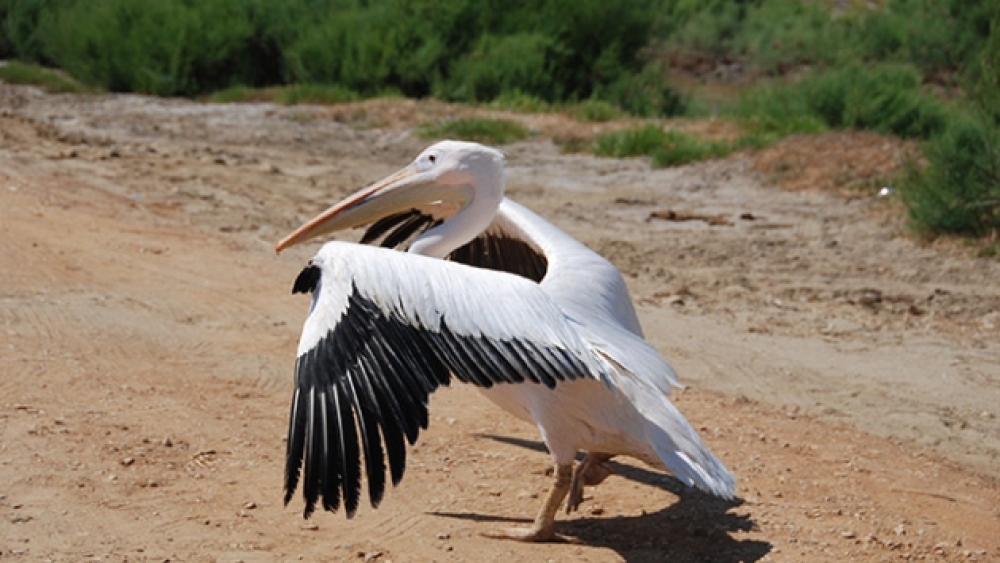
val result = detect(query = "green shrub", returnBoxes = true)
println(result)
[0,60,90,93]
[283,0,666,107]
[593,124,736,166]
[36,0,259,95]
[0,0,48,61]
[657,0,994,81]
[734,114,827,150]
[901,113,1000,236]
[733,0,846,73]
[857,0,996,83]
[663,0,746,60]
[416,117,530,145]
[284,5,399,95]
[487,91,552,113]
[2,0,671,114]
[652,129,732,167]
[735,64,948,140]
[438,33,557,102]
[965,8,1000,123]
[571,99,623,122]
[593,125,668,158]
[786,63,948,138]
[593,65,686,117]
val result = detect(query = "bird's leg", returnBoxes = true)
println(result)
[483,463,574,542]
[567,452,616,514]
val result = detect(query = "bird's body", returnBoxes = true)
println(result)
[276,141,734,541]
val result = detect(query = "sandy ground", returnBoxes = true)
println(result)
[1,84,998,562]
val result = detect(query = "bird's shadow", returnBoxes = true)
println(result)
[429,434,771,563]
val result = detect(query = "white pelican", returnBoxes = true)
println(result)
[275,140,735,541]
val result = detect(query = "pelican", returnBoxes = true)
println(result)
[275,140,735,541]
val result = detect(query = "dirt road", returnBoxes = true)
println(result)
[1,85,998,561]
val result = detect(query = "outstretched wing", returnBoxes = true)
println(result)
[285,241,609,518]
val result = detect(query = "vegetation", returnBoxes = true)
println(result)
[655,0,1000,238]
[205,84,360,105]
[0,0,671,107]
[900,113,1000,237]
[0,0,997,238]
[570,99,623,123]
[590,125,739,168]
[416,117,530,145]
[0,60,88,92]
[593,125,672,159]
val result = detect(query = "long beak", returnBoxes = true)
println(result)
[275,164,464,253]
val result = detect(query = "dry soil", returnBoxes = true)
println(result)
[1,85,998,562]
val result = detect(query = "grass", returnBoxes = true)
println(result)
[416,117,531,145]
[590,124,738,167]
[2,0,996,238]
[652,129,732,167]
[486,92,552,113]
[0,61,91,93]
[899,113,1000,237]
[571,99,624,122]
[734,114,828,150]
[204,85,275,103]
[593,125,670,158]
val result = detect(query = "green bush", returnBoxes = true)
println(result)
[2,0,998,239]
[592,125,736,166]
[2,0,671,114]
[651,129,731,167]
[0,60,90,93]
[593,64,686,117]
[281,0,669,106]
[657,0,995,81]
[737,0,844,73]
[735,63,948,140]
[416,117,530,145]
[856,0,996,83]
[571,99,623,122]
[35,0,261,95]
[487,91,552,113]
[901,113,1000,236]
[284,5,399,95]
[438,33,557,102]
[593,125,668,158]
[661,0,847,75]
[0,0,48,61]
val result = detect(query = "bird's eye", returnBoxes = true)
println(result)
[416,151,439,171]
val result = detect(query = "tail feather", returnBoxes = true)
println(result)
[644,396,735,499]
[576,318,735,498]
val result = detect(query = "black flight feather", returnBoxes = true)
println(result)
[284,268,597,519]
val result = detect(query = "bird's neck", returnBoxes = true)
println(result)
[410,171,503,259]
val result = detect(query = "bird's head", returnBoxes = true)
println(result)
[275,140,505,253]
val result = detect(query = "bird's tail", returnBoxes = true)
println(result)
[582,323,735,498]
[641,392,735,499]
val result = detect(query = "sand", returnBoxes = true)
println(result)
[1,85,997,561]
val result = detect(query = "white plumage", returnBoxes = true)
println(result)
[276,140,734,541]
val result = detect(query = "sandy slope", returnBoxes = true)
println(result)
[1,85,998,561]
